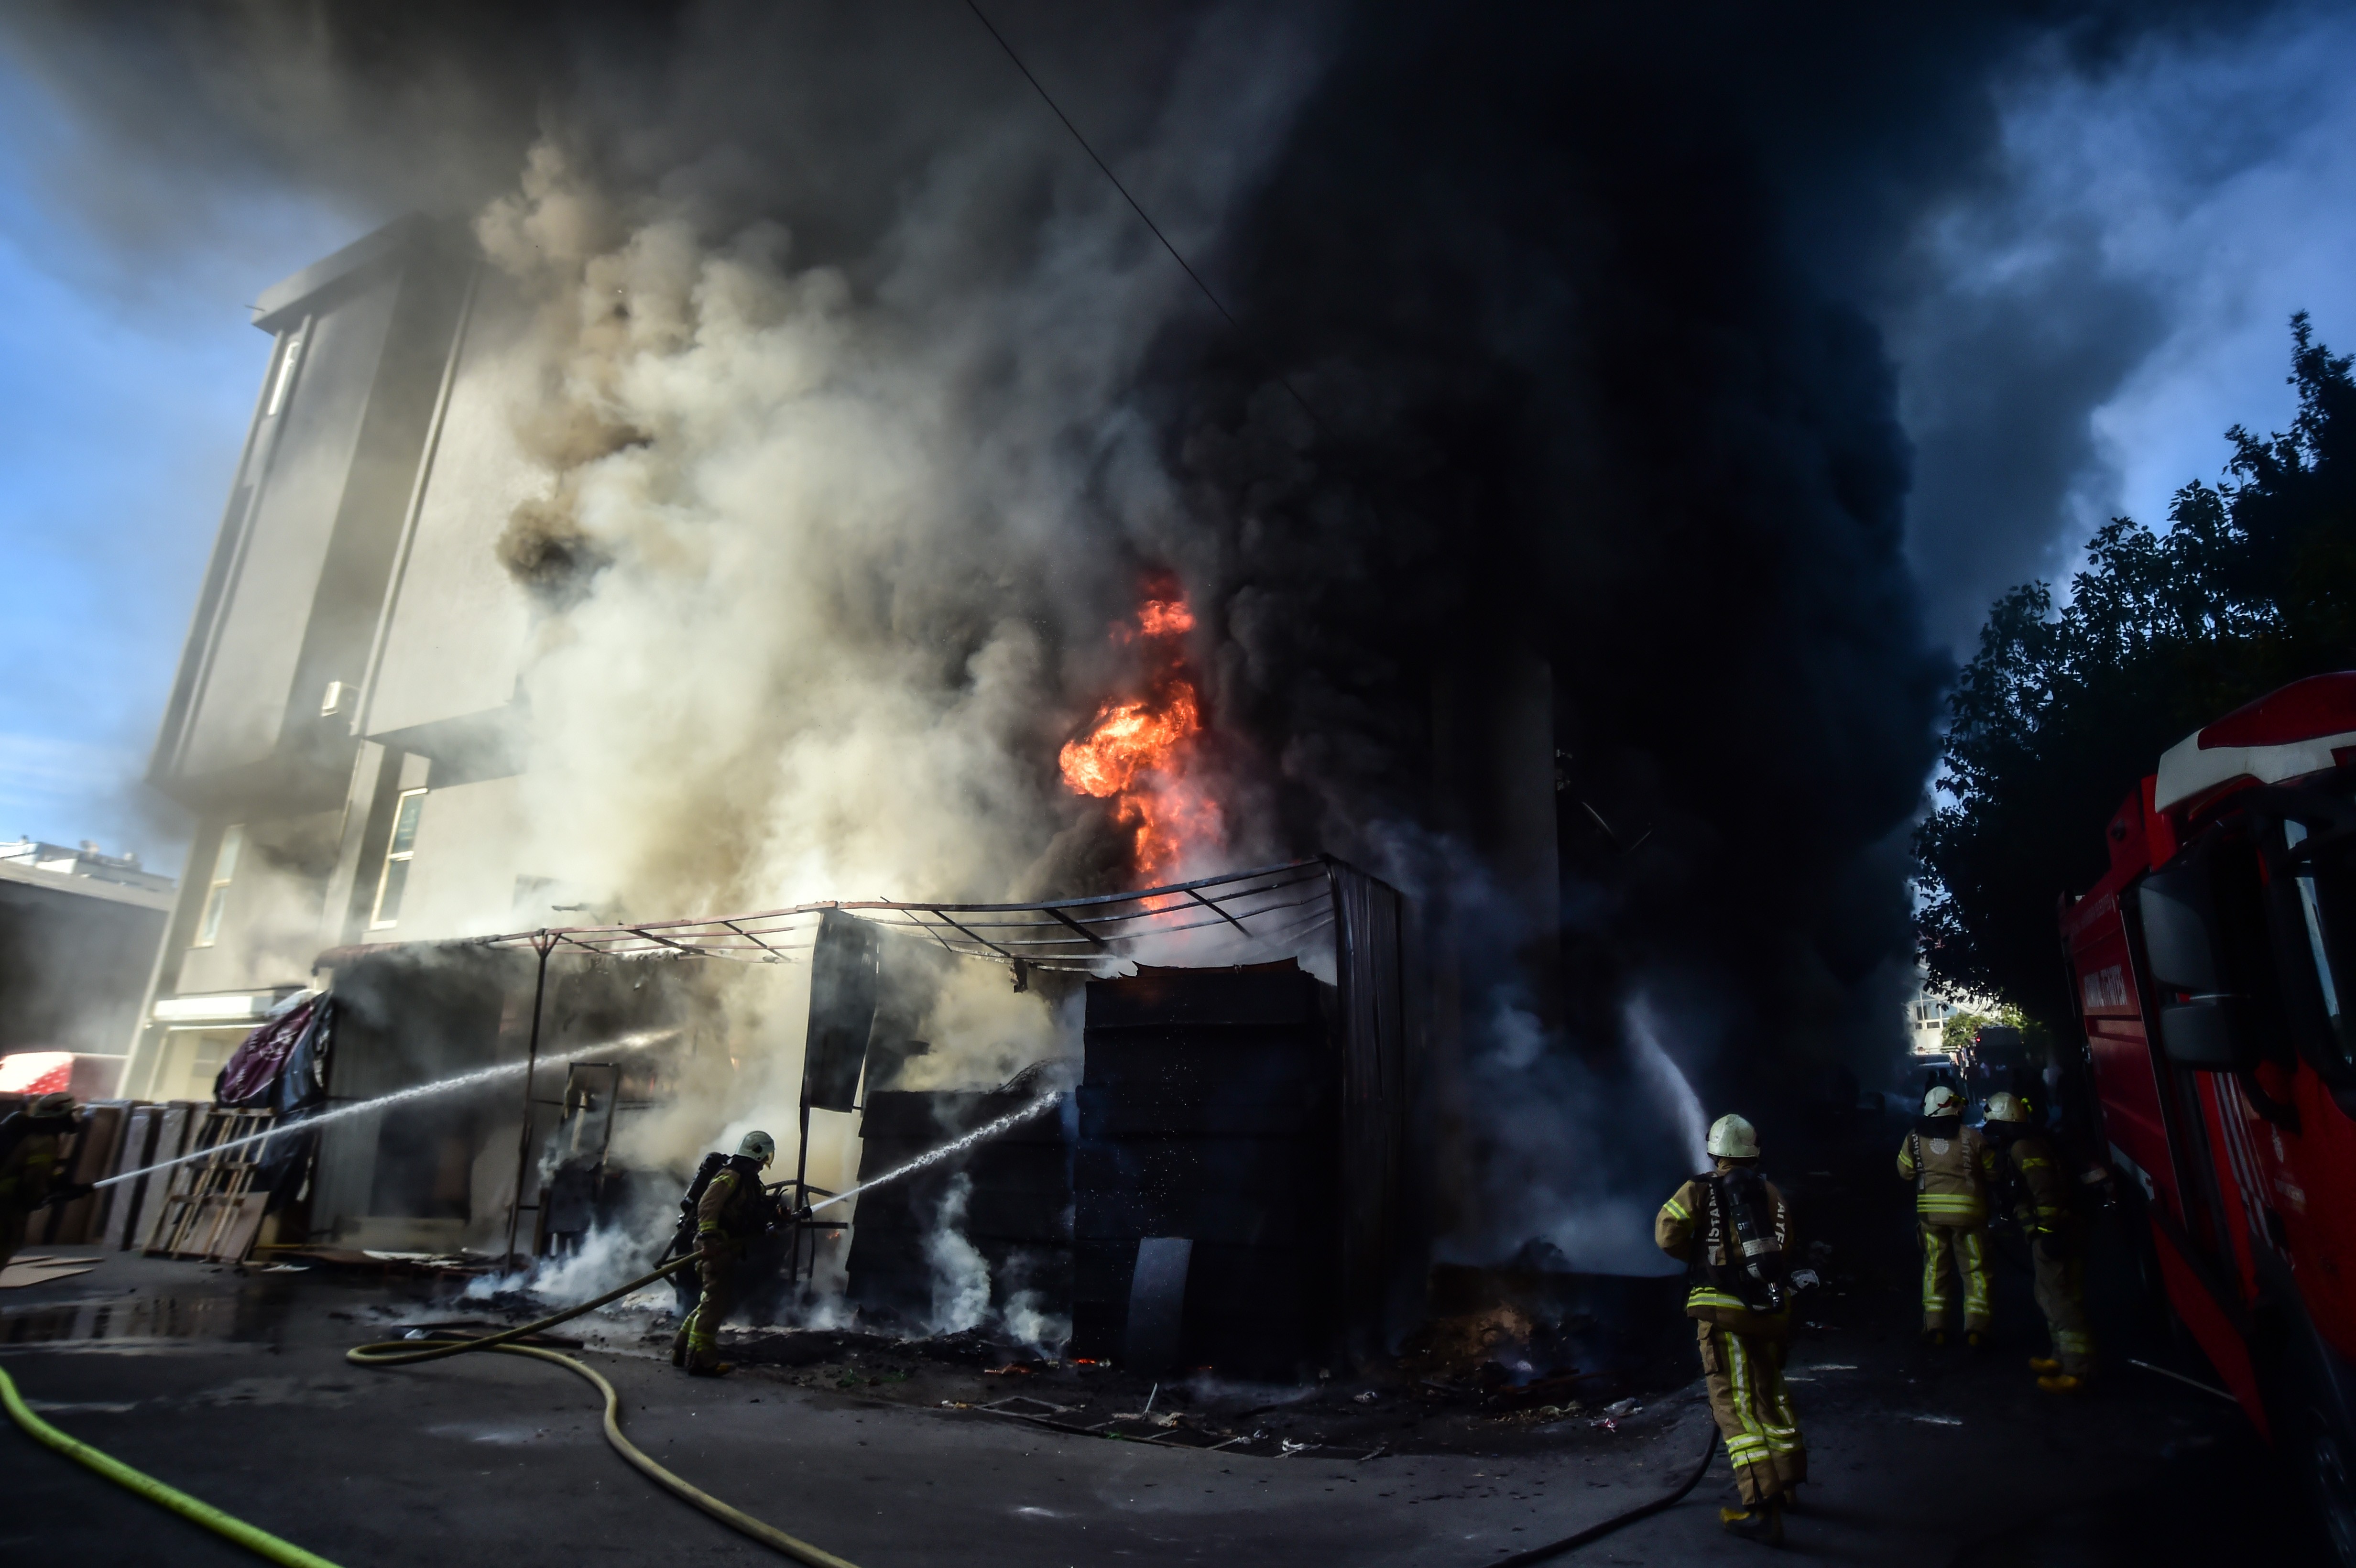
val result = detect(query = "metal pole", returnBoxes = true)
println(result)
[503,935,553,1269]
[793,1096,812,1285]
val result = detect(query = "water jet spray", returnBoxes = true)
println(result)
[94,1026,684,1192]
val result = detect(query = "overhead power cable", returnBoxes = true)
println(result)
[960,0,1326,434]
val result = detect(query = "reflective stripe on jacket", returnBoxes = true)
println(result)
[2006,1133,2072,1232]
[1897,1122,1994,1223]
[1657,1169,1795,1335]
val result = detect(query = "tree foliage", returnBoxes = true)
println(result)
[1917,316,2356,1026]
[1940,1002,2049,1059]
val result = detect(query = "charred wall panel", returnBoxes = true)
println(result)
[1071,964,1339,1379]
[309,943,525,1241]
[843,1089,1073,1328]
[803,910,880,1113]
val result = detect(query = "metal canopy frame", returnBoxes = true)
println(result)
[463,859,1335,972]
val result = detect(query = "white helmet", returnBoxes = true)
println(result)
[1706,1113,1759,1159]
[1923,1085,1962,1117]
[737,1131,776,1166]
[1984,1091,2027,1123]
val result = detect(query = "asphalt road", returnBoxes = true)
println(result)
[0,1241,2312,1568]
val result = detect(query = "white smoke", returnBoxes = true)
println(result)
[923,1172,993,1335]
[472,16,1325,932]
[997,1285,1070,1359]
[413,18,1337,1263]
[494,1221,662,1307]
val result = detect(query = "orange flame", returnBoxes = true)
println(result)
[1137,598,1194,637]
[1058,591,1223,876]
[1058,684,1200,798]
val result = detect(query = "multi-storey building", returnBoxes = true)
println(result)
[126,217,558,1113]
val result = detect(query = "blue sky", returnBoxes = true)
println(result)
[1886,5,2356,651]
[0,14,2352,882]
[0,54,355,873]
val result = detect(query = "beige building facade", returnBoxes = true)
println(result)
[127,218,563,1112]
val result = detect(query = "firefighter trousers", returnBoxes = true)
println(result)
[684,1254,737,1371]
[1696,1320,1806,1505]
[2031,1235,2094,1375]
[1919,1220,1990,1333]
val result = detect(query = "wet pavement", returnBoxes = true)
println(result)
[0,1129,2327,1567]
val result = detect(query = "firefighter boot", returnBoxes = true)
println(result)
[1965,1330,1987,1350]
[2028,1356,2063,1375]
[671,1323,689,1368]
[1921,1329,1947,1349]
[2036,1373,2084,1394]
[1720,1499,1785,1546]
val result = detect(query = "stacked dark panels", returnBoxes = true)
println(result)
[1072,962,1338,1379]
[842,1090,1073,1328]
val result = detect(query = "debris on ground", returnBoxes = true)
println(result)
[1,1255,101,1289]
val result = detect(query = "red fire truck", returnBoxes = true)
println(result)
[2061,672,2356,1561]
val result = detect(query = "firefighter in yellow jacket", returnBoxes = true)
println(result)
[677,1130,777,1376]
[1657,1113,1805,1546]
[1898,1084,1997,1345]
[1983,1091,2094,1391]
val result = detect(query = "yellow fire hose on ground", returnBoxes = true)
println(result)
[8,1242,1714,1568]
[0,1360,340,1568]
[346,1251,858,1568]
[1,1250,860,1568]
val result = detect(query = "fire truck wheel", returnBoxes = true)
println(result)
[2314,1421,2356,1568]
[2264,1314,2356,1568]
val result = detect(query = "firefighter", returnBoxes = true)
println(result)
[676,1131,777,1376]
[1983,1090,2094,1391]
[1898,1083,1997,1346]
[0,1093,84,1271]
[1657,1112,1805,1546]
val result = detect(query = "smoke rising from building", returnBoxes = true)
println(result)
[5,0,2296,1273]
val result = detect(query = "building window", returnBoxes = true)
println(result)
[371,789,426,928]
[266,328,305,416]
[194,825,243,947]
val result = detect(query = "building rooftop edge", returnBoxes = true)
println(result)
[251,213,436,330]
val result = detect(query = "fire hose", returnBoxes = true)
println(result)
[345,1250,860,1568]
[12,1249,1716,1568]
[1,1251,857,1568]
[6,1098,1068,1566]
[0,1359,340,1568]
[1488,1423,1719,1566]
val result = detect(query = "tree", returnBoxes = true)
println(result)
[1941,1002,2051,1060]
[1917,316,2356,1027]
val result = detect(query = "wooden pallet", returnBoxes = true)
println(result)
[144,1108,277,1263]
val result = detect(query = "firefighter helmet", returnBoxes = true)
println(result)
[1923,1084,1962,1117]
[1705,1113,1759,1159]
[28,1092,76,1119]
[737,1130,776,1167]
[1984,1091,2028,1122]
